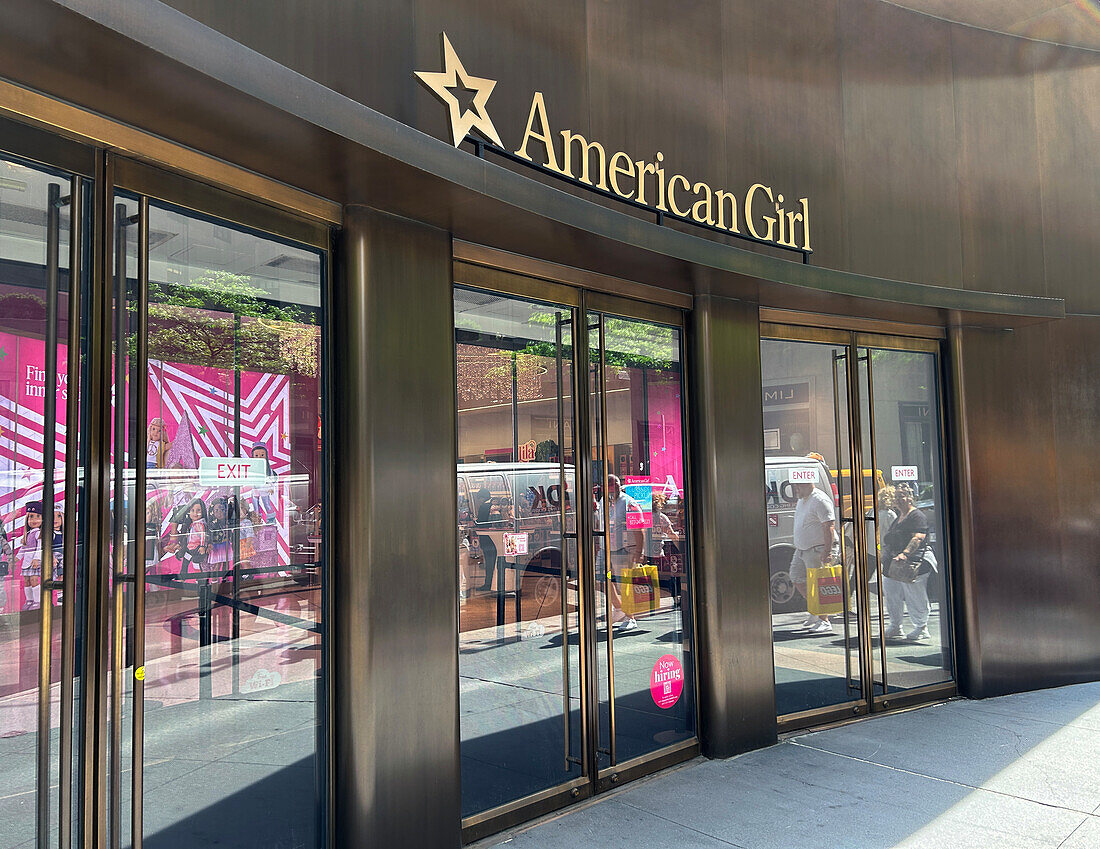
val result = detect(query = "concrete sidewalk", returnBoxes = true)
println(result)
[475,682,1100,849]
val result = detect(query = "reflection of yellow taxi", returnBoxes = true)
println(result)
[831,467,886,517]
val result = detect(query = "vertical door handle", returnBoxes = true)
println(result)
[57,176,83,849]
[36,181,63,849]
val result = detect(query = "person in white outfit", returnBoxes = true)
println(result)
[790,478,839,634]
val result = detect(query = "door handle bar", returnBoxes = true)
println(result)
[36,182,62,849]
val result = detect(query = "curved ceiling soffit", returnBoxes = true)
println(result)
[66,0,1064,321]
[882,0,1100,53]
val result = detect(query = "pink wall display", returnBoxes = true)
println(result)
[645,375,684,500]
[0,330,314,613]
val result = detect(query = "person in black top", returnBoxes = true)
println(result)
[473,487,499,592]
[881,483,933,643]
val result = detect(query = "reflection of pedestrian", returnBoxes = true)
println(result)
[473,487,498,592]
[790,476,839,634]
[598,475,645,632]
[882,484,932,642]
[248,443,277,522]
[846,485,897,612]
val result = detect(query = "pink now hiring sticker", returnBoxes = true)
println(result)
[650,654,684,709]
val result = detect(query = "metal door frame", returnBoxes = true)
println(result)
[97,157,332,849]
[0,119,334,849]
[762,322,958,733]
[456,269,701,842]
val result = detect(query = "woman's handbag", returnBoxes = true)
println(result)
[884,540,929,583]
[885,555,921,583]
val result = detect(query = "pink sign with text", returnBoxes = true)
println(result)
[650,654,684,709]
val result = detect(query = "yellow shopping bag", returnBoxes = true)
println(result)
[620,564,660,617]
[806,563,844,616]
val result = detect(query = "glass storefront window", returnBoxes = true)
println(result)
[115,199,326,849]
[455,289,582,816]
[455,285,697,822]
[762,334,954,722]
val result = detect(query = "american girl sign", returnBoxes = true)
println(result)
[416,33,813,259]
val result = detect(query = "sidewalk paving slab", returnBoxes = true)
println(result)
[476,682,1100,849]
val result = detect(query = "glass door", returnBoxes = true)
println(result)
[0,135,330,849]
[762,327,955,728]
[586,308,696,779]
[857,340,954,708]
[0,154,89,849]
[455,282,697,835]
[454,288,584,819]
[105,184,329,849]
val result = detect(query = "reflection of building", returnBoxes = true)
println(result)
[0,3,1095,849]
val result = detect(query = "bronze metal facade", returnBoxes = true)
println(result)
[0,1,1095,848]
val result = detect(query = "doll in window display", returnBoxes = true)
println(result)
[146,417,170,469]
[206,496,233,574]
[45,506,64,605]
[238,506,257,571]
[175,498,210,576]
[19,500,44,609]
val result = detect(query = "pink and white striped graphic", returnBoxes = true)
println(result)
[1,330,303,611]
[148,359,292,566]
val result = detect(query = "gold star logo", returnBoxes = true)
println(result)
[415,32,503,149]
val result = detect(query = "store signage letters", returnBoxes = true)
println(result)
[789,468,818,484]
[762,382,810,406]
[891,465,919,481]
[198,456,268,487]
[416,33,811,253]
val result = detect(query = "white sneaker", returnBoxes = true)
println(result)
[810,620,833,634]
[906,627,930,643]
[616,617,638,632]
[884,628,903,639]
[802,615,820,628]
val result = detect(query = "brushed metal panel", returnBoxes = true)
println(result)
[334,207,460,849]
[1035,58,1100,315]
[950,24,1047,298]
[584,0,727,221]
[689,295,776,757]
[954,321,1100,698]
[722,0,848,272]
[1046,316,1100,677]
[162,0,419,124]
[839,0,963,288]
[0,1,1066,327]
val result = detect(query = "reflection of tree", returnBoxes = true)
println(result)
[0,292,46,334]
[535,439,559,462]
[455,346,548,404]
[137,272,319,376]
[527,310,678,370]
[869,349,928,394]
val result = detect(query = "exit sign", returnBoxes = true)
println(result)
[198,456,268,486]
